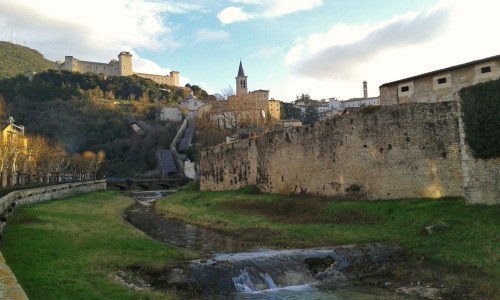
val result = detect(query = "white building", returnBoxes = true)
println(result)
[341,97,380,108]
[161,107,182,122]
[340,81,380,108]
[180,93,207,119]
[184,159,198,179]
[328,98,345,111]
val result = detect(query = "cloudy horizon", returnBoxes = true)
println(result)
[1,0,499,101]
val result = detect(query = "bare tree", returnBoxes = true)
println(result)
[28,135,51,183]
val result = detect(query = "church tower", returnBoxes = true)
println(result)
[235,60,248,96]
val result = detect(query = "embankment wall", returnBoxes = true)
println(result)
[0,180,107,230]
[0,180,106,299]
[200,102,499,204]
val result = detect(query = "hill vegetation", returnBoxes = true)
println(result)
[0,42,211,177]
[0,41,55,79]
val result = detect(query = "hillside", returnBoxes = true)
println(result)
[0,41,55,79]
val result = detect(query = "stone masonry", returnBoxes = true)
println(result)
[200,102,466,201]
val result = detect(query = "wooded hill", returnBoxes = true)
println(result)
[0,41,55,79]
[0,42,210,177]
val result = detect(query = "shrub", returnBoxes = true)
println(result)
[360,105,381,115]
[239,185,261,194]
[459,79,500,158]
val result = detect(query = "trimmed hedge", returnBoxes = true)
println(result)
[459,79,500,159]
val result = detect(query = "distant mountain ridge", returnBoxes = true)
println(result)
[0,41,55,79]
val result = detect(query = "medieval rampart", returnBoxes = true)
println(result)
[201,102,499,205]
[201,102,467,200]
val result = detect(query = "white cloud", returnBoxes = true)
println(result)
[217,6,252,24]
[0,0,200,62]
[218,0,322,24]
[133,53,171,75]
[262,0,323,18]
[287,5,452,79]
[249,45,283,59]
[281,0,500,100]
[195,28,230,42]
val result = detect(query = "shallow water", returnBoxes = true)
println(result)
[125,192,413,300]
[125,197,252,253]
[232,284,408,300]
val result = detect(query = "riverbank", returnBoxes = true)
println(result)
[156,189,500,299]
[1,190,193,300]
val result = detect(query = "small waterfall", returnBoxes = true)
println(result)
[189,244,404,297]
[232,269,256,292]
[232,269,278,292]
[261,272,277,289]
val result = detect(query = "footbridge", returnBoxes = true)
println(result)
[106,178,190,191]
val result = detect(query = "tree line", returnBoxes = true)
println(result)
[0,71,193,178]
[0,96,105,188]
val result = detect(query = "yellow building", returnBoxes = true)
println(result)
[1,121,29,187]
[268,99,281,120]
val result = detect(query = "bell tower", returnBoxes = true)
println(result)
[235,60,248,96]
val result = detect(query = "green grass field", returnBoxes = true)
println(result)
[1,190,190,300]
[1,189,499,299]
[156,190,500,298]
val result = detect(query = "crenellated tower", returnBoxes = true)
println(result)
[118,51,133,76]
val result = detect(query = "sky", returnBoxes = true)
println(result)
[1,0,500,102]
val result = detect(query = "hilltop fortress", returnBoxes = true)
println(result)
[57,51,179,86]
[200,55,500,205]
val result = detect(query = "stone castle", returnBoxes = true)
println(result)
[199,55,500,205]
[57,51,180,86]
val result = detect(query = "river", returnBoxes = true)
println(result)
[125,192,413,299]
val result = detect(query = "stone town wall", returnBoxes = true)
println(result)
[200,102,465,200]
[457,113,500,205]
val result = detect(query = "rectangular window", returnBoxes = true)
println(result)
[481,66,492,73]
[437,77,447,84]
[401,86,410,92]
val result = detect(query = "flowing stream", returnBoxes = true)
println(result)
[125,191,413,299]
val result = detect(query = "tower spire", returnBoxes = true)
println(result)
[235,60,248,96]
[237,60,245,77]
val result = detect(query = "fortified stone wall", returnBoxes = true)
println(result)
[201,102,465,200]
[58,52,180,86]
[457,114,500,205]
[136,71,179,86]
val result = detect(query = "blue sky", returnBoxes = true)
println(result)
[1,0,500,102]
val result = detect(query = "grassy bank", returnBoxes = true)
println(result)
[156,190,500,298]
[1,190,189,300]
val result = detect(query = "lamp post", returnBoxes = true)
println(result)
[156,88,169,121]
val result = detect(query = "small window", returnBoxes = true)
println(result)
[437,77,447,84]
[481,66,492,74]
[401,86,410,92]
